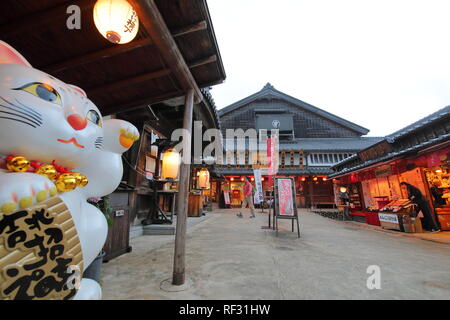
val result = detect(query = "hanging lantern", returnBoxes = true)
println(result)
[301,177,306,182]
[93,0,139,44]
[313,176,318,181]
[230,177,234,181]
[240,177,245,182]
[161,148,180,180]
[197,168,210,189]
[340,186,348,193]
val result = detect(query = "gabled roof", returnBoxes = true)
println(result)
[218,83,370,135]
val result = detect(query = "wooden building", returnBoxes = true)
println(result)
[330,106,450,228]
[216,83,382,208]
[1,0,226,264]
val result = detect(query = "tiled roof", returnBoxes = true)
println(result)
[222,137,383,151]
[329,132,450,178]
[386,105,450,142]
[218,83,370,135]
[215,167,334,175]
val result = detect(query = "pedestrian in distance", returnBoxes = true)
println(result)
[237,176,256,219]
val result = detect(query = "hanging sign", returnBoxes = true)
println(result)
[253,169,264,204]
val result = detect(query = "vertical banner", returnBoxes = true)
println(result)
[223,190,230,205]
[267,136,279,189]
[253,169,264,204]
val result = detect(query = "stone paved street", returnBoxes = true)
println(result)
[101,208,450,299]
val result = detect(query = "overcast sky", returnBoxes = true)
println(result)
[207,0,450,137]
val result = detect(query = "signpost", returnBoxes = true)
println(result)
[273,177,300,237]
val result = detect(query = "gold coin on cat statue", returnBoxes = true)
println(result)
[6,156,30,172]
[35,164,58,180]
[72,173,88,187]
[55,173,78,192]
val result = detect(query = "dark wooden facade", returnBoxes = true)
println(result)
[217,83,382,207]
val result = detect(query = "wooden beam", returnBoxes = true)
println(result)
[171,20,207,38]
[129,0,203,104]
[188,55,217,69]
[42,38,153,73]
[0,0,93,38]
[87,68,171,96]
[100,90,184,116]
[173,89,195,286]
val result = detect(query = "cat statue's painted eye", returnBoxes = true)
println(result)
[86,109,102,127]
[15,82,62,106]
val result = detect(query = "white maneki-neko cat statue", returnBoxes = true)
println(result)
[0,41,139,300]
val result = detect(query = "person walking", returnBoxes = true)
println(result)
[237,176,256,218]
[400,182,440,232]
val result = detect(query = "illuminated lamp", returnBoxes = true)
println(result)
[240,177,245,182]
[197,168,210,189]
[261,177,265,181]
[251,177,255,181]
[230,177,234,181]
[435,169,443,173]
[313,177,318,181]
[161,148,180,179]
[323,177,327,181]
[339,186,348,193]
[301,177,306,181]
[93,0,139,44]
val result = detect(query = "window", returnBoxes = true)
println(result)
[308,153,354,166]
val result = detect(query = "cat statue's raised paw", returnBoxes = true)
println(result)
[0,41,139,300]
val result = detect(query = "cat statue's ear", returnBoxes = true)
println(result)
[69,84,88,98]
[0,41,32,67]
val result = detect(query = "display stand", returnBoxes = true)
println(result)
[273,177,300,237]
[142,179,175,225]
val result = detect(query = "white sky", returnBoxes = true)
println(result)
[207,0,450,137]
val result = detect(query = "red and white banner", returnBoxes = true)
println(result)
[277,178,295,216]
[267,136,279,188]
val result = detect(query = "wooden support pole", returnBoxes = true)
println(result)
[172,89,194,286]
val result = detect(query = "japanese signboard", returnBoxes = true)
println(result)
[253,169,264,204]
[0,197,83,300]
[274,177,297,217]
[223,190,230,205]
[378,213,401,230]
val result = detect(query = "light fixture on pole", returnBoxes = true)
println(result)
[161,148,180,180]
[93,0,139,44]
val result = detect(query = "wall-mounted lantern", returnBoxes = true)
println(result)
[93,0,139,44]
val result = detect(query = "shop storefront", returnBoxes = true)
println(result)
[331,106,450,233]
